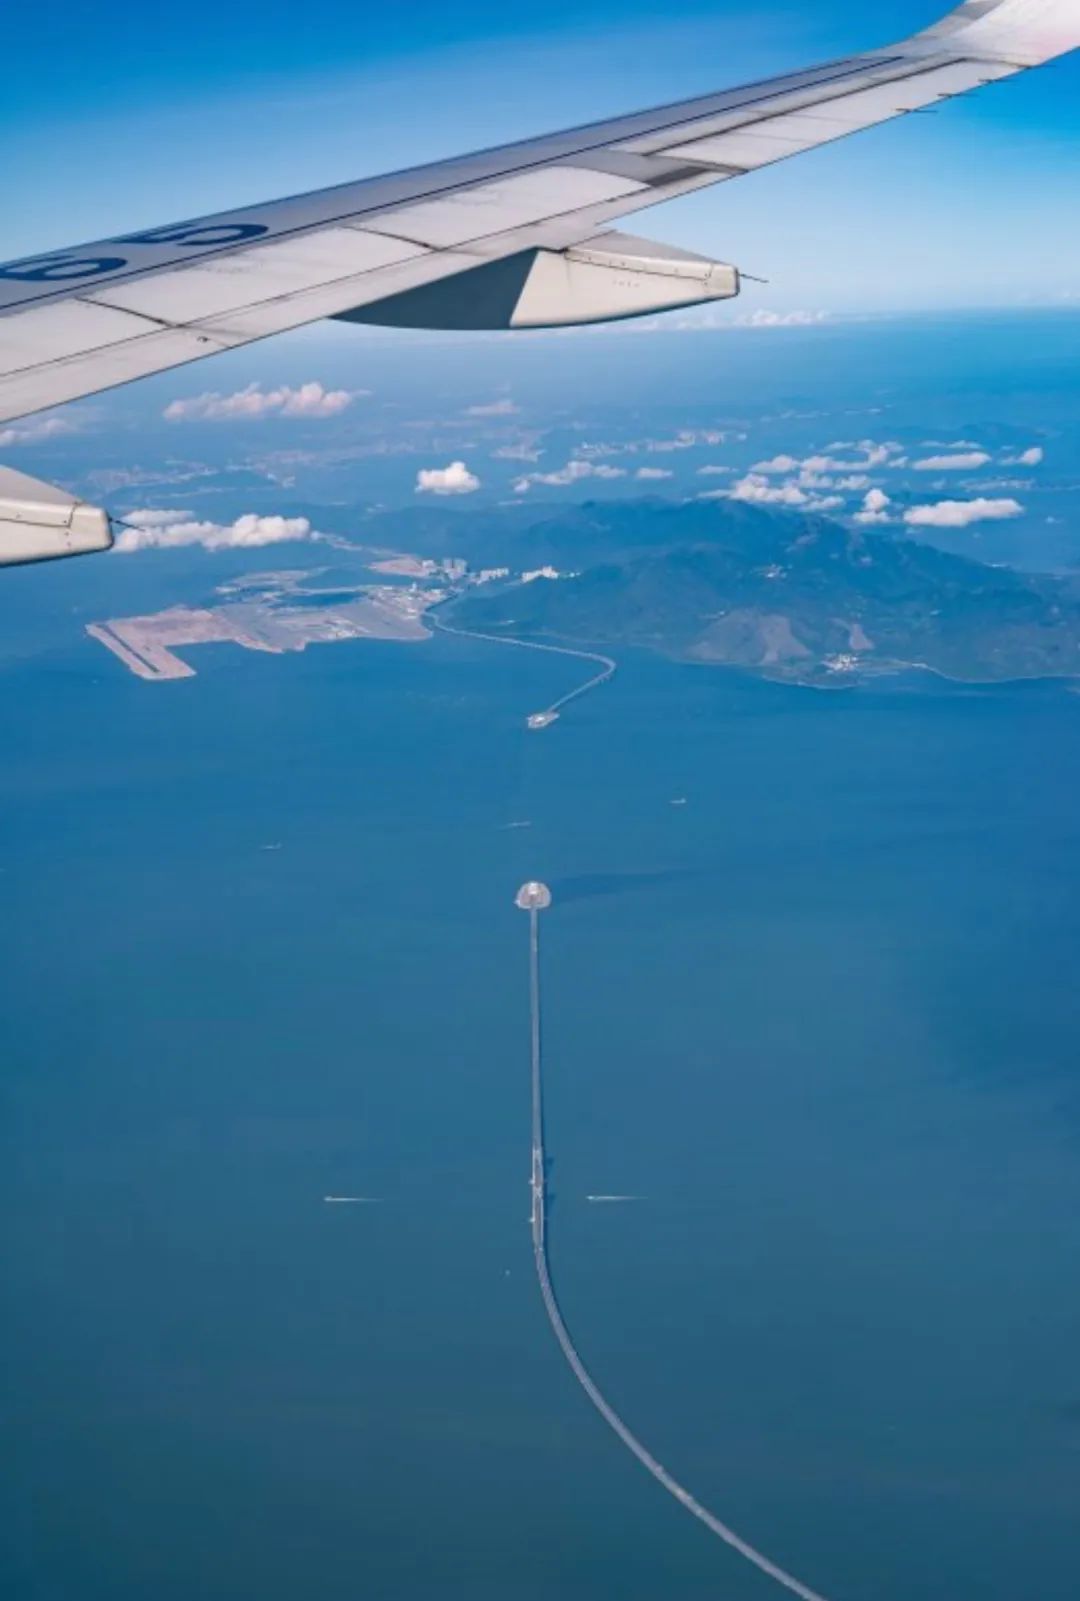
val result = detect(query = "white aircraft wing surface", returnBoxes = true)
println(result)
[0,0,1076,432]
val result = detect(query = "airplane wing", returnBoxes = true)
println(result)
[0,0,1076,560]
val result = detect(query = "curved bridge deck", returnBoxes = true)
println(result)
[522,897,832,1601]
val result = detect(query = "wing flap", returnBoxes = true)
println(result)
[655,57,1021,169]
[0,248,485,420]
[0,328,238,422]
[783,62,1016,125]
[668,118,858,170]
[611,56,913,154]
[360,167,649,250]
[85,229,427,325]
[0,300,162,371]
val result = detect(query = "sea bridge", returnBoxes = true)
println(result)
[516,881,832,1601]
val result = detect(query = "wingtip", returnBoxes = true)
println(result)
[921,0,1080,65]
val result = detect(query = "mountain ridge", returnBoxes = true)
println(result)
[442,500,1080,685]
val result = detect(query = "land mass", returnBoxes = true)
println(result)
[87,500,1080,687]
[87,575,433,681]
[442,501,1080,685]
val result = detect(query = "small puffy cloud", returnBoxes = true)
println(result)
[1002,446,1044,467]
[415,460,481,496]
[724,473,842,512]
[803,443,900,472]
[514,460,626,493]
[644,431,699,453]
[114,509,315,553]
[574,429,730,459]
[721,448,903,514]
[737,309,828,328]
[697,464,734,477]
[575,442,626,460]
[635,466,673,481]
[466,398,519,416]
[912,451,992,471]
[903,498,1023,529]
[0,416,75,447]
[730,474,811,507]
[492,442,543,461]
[753,442,903,481]
[119,508,190,528]
[854,488,892,525]
[164,381,358,422]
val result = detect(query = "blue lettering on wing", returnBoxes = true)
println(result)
[0,255,128,282]
[111,223,269,247]
[0,223,271,286]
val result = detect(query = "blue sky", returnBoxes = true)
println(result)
[2,0,1078,311]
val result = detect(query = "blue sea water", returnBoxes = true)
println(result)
[3,619,1080,1601]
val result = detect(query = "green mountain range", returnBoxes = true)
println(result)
[443,500,1080,685]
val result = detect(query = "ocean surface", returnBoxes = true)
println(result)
[3,622,1080,1601]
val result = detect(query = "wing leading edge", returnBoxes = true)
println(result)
[0,0,1077,429]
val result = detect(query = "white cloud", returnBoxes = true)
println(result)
[119,508,191,528]
[466,398,519,416]
[114,509,315,553]
[574,428,731,460]
[697,464,734,477]
[574,442,627,459]
[803,443,900,472]
[1002,446,1044,467]
[854,488,893,525]
[635,466,673,481]
[514,460,626,493]
[964,476,1031,492]
[164,381,358,422]
[912,451,992,471]
[0,416,75,447]
[644,431,699,453]
[722,473,842,512]
[492,442,543,461]
[737,309,828,328]
[903,498,1023,529]
[415,460,481,496]
[730,474,812,507]
[753,442,903,481]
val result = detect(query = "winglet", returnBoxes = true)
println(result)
[917,0,1080,66]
